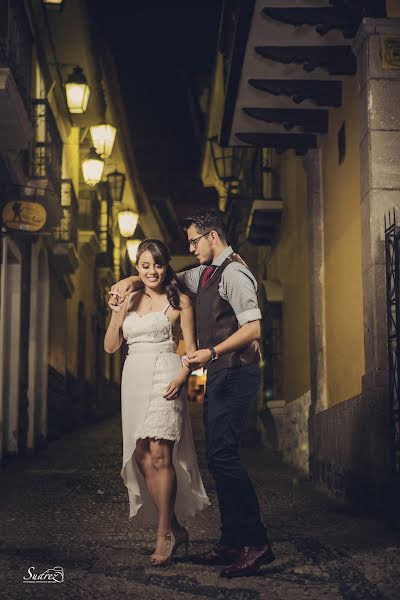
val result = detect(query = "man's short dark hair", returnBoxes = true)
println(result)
[182,209,227,241]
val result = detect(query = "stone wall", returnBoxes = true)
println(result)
[280,391,311,474]
[310,392,394,510]
[260,390,311,475]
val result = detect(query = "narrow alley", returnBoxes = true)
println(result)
[1,405,399,600]
[2,0,400,598]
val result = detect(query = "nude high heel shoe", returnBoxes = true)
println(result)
[150,531,176,566]
[150,527,189,566]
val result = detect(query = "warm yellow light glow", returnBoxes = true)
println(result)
[126,239,142,264]
[82,148,104,187]
[118,210,139,238]
[65,67,90,114]
[43,0,63,5]
[90,124,117,158]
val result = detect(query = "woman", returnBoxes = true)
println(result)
[104,239,209,566]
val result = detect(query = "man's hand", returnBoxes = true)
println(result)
[109,276,135,305]
[185,349,213,370]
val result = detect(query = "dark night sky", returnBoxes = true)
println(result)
[90,0,222,204]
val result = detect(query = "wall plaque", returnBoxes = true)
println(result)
[381,36,400,70]
[2,200,47,232]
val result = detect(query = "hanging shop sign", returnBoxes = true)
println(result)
[2,200,47,232]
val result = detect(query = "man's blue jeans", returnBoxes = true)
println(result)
[203,363,268,547]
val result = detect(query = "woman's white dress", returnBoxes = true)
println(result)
[121,297,209,523]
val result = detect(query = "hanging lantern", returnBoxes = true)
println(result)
[90,124,117,159]
[126,239,142,264]
[65,66,90,114]
[82,147,104,187]
[118,210,139,238]
[209,136,244,185]
[106,170,125,204]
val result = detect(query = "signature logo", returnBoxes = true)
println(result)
[23,566,64,583]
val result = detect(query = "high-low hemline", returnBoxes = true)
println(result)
[120,296,209,524]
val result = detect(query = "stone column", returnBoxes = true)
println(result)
[304,148,328,416]
[352,18,400,481]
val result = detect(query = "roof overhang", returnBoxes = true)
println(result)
[220,0,386,155]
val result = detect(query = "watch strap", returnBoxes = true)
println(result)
[208,346,218,361]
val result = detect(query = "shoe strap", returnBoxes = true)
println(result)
[156,532,171,539]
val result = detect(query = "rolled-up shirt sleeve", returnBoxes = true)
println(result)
[219,263,262,325]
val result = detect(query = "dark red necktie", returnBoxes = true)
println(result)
[201,265,216,287]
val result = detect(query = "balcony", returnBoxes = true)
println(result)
[51,180,79,274]
[30,100,62,195]
[0,0,33,150]
[246,199,283,246]
[241,148,283,246]
[96,232,115,289]
[78,190,101,254]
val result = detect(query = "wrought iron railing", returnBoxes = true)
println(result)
[96,233,114,270]
[78,190,100,232]
[31,100,62,194]
[54,180,78,249]
[385,210,400,476]
[241,147,280,200]
[0,0,33,107]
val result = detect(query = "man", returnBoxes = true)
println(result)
[110,209,274,578]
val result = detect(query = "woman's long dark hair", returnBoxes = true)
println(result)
[135,239,186,309]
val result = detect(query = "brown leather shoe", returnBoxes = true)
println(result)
[220,544,275,578]
[189,543,242,566]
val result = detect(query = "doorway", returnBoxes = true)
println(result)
[27,242,49,451]
[0,237,22,458]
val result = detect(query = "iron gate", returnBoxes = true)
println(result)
[385,210,400,475]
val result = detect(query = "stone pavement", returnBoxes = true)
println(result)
[0,404,400,600]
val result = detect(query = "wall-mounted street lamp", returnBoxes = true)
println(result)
[43,0,64,9]
[118,210,139,238]
[82,147,104,187]
[106,170,125,204]
[209,136,244,187]
[90,124,117,159]
[65,66,90,114]
[126,239,142,264]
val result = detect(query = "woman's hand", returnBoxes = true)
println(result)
[108,292,131,315]
[163,376,186,401]
[108,296,125,313]
[110,276,139,305]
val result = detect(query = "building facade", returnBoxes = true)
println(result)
[0,0,163,460]
[202,0,400,509]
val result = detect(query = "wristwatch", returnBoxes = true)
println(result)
[208,346,218,362]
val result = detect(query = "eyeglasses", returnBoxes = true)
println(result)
[188,231,212,250]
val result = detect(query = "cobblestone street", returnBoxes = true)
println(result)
[1,405,400,600]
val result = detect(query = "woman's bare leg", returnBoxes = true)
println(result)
[149,438,177,557]
[134,438,159,508]
[134,438,181,532]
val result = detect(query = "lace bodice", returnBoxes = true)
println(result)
[122,309,171,342]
